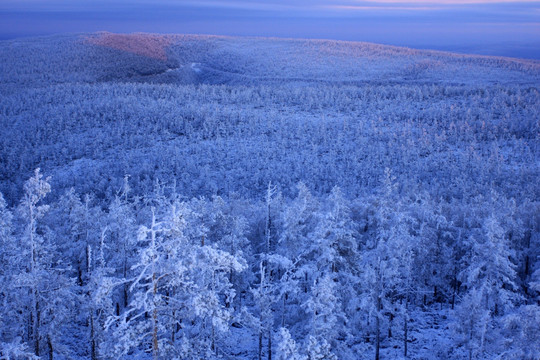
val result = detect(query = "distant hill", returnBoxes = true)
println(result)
[2,32,539,90]
[0,32,538,202]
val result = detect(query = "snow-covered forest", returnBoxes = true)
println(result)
[0,33,539,359]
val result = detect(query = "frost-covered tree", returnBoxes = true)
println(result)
[0,337,39,360]
[0,193,18,347]
[305,335,337,360]
[16,169,52,356]
[51,189,101,286]
[253,261,276,360]
[106,184,137,316]
[105,200,245,359]
[86,227,115,360]
[453,288,492,360]
[189,245,246,357]
[304,274,343,356]
[359,170,417,360]
[275,327,305,360]
[104,205,174,359]
[312,187,360,345]
[194,195,253,306]
[454,213,520,359]
[12,169,75,358]
[499,304,540,360]
[311,187,358,275]
[410,193,453,306]
[169,200,247,358]
[279,183,319,263]
[279,183,319,298]
[461,214,518,315]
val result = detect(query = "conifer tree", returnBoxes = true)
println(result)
[14,169,75,359]
[276,327,305,360]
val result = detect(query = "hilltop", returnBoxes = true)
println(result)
[2,32,539,89]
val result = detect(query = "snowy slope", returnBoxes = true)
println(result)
[0,32,538,202]
[1,33,539,89]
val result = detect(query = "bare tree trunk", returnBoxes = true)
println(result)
[212,324,216,355]
[265,183,274,255]
[281,294,286,328]
[27,314,32,343]
[171,309,176,345]
[375,296,381,360]
[33,290,40,357]
[524,231,531,296]
[258,330,263,360]
[148,208,160,360]
[268,328,272,360]
[153,296,158,360]
[404,300,409,358]
[47,335,53,360]
[452,267,458,310]
[123,235,129,311]
[152,268,158,360]
[90,311,97,360]
[123,283,128,310]
[468,328,473,360]
[388,312,393,338]
[258,262,265,360]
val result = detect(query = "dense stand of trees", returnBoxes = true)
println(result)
[1,81,538,205]
[0,33,539,359]
[0,169,538,359]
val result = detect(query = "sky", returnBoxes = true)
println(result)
[1,0,539,59]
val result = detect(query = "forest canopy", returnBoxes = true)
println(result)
[0,33,539,359]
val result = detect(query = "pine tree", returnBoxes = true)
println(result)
[253,261,275,360]
[0,193,19,346]
[455,214,520,359]
[52,189,101,287]
[276,327,305,360]
[104,199,246,359]
[105,206,171,360]
[305,335,337,360]
[14,169,75,359]
[279,183,319,263]
[305,274,344,350]
[87,227,115,360]
[500,304,540,360]
[462,214,518,315]
[359,169,417,360]
[411,193,453,307]
[106,190,137,316]
[279,183,319,300]
[17,169,52,357]
[453,288,491,360]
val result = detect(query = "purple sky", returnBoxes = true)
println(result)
[1,0,539,59]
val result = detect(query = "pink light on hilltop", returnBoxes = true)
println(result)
[86,32,172,61]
